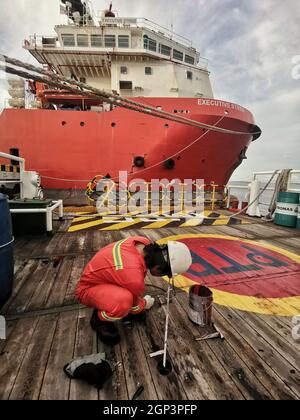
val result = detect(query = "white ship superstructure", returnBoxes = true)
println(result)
[24,2,213,98]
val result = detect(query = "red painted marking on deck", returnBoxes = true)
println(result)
[179,237,300,299]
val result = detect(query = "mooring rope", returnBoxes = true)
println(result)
[1,55,262,137]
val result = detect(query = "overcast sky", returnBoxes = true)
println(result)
[0,0,299,180]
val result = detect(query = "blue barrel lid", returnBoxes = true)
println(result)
[0,193,13,247]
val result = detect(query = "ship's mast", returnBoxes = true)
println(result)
[61,0,94,26]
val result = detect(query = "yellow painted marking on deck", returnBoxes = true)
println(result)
[158,233,300,317]
[180,218,203,227]
[142,220,174,229]
[170,274,196,290]
[64,207,96,214]
[72,215,99,223]
[100,219,143,231]
[213,217,230,226]
[68,219,107,232]
[211,290,300,317]
[118,210,148,217]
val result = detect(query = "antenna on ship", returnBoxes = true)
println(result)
[105,2,115,18]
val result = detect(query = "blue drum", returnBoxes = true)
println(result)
[0,193,14,308]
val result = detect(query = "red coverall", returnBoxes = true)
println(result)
[76,236,151,322]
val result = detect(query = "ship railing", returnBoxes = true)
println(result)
[253,170,300,193]
[25,35,59,49]
[226,170,300,212]
[99,17,194,49]
[91,181,227,212]
[0,152,25,198]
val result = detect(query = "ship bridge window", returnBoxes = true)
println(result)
[185,55,195,65]
[91,35,102,47]
[120,66,128,75]
[143,35,157,52]
[42,37,57,47]
[145,67,152,75]
[105,35,116,47]
[61,34,75,47]
[187,71,193,80]
[118,35,130,48]
[120,81,133,90]
[77,34,89,47]
[173,49,184,61]
[159,44,171,56]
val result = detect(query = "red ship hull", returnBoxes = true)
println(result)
[0,98,258,189]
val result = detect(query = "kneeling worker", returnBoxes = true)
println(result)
[76,236,192,345]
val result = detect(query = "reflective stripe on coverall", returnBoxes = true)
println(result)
[76,236,151,321]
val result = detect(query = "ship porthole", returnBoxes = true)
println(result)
[62,121,66,126]
[164,159,175,170]
[111,122,116,127]
[80,122,85,127]
[133,156,145,168]
[165,124,169,128]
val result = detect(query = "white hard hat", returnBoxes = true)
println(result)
[167,241,192,277]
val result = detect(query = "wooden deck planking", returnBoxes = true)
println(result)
[118,323,158,400]
[136,319,188,400]
[214,306,300,398]
[151,300,217,400]
[177,293,297,400]
[0,217,299,400]
[97,341,129,401]
[39,311,78,400]
[220,307,300,373]
[155,296,246,400]
[0,317,40,400]
[175,294,275,400]
[45,257,74,309]
[5,260,48,316]
[68,308,99,400]
[25,259,66,312]
[240,312,299,354]
[64,255,88,306]
[8,315,58,400]
[1,259,39,314]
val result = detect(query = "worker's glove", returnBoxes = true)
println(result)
[144,295,155,310]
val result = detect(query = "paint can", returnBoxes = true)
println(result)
[188,286,213,327]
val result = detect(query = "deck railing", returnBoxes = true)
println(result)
[227,170,300,212]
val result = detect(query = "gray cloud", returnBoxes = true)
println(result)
[0,0,299,180]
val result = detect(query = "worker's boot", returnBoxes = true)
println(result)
[122,311,147,324]
[90,309,120,346]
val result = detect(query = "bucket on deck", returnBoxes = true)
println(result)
[274,192,299,228]
[188,285,213,327]
[0,193,14,308]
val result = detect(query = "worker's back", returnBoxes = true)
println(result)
[76,236,151,300]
